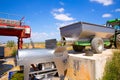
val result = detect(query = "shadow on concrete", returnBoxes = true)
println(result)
[68,50,85,54]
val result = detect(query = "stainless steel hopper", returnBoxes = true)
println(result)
[60,22,115,40]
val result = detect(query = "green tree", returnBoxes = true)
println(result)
[6,40,16,48]
[6,40,17,56]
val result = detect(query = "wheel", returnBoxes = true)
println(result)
[61,37,66,46]
[38,63,42,70]
[91,37,104,53]
[73,45,85,52]
[104,44,112,49]
[116,34,120,49]
[104,41,112,49]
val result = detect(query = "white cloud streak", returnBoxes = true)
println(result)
[32,32,48,38]
[115,8,120,12]
[28,32,59,42]
[102,13,112,18]
[0,32,59,43]
[53,8,64,13]
[59,1,64,6]
[56,21,78,30]
[90,0,113,6]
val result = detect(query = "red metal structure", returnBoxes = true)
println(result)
[0,18,31,49]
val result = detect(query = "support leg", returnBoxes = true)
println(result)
[18,37,23,49]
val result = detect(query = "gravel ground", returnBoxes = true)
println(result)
[0,57,60,80]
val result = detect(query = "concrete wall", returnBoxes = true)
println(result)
[65,49,113,80]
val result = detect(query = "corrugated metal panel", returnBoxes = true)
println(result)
[45,39,57,49]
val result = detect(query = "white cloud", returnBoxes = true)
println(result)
[0,32,59,43]
[53,13,74,21]
[102,13,112,18]
[90,0,113,6]
[56,21,78,30]
[32,32,48,38]
[115,8,120,12]
[51,8,75,21]
[31,32,48,41]
[24,32,59,42]
[50,33,55,36]
[58,8,64,12]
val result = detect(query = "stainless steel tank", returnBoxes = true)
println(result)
[17,49,55,65]
[60,22,115,39]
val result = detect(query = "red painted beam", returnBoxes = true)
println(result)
[0,18,31,49]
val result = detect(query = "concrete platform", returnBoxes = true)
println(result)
[65,49,113,80]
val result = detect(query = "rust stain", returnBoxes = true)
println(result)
[65,64,90,80]
[76,64,90,80]
[66,67,76,80]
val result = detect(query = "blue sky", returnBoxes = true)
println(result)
[0,0,120,43]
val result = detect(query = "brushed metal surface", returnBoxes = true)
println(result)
[17,49,56,65]
[60,22,115,40]
[18,49,55,59]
